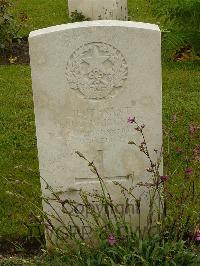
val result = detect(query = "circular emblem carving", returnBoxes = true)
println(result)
[66,42,128,100]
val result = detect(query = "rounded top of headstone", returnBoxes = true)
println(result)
[29,21,160,39]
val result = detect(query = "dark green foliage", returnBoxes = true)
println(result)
[69,10,90,23]
[162,31,200,61]
[0,0,14,50]
[152,0,200,31]
[161,31,186,60]
[32,235,199,265]
[152,0,200,60]
[2,237,199,265]
[0,0,27,52]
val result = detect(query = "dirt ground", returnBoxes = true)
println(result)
[0,37,30,65]
[0,235,43,260]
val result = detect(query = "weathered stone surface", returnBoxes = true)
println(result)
[29,21,162,241]
[68,0,128,20]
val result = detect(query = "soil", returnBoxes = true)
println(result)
[0,37,30,65]
[0,235,44,257]
[173,45,200,61]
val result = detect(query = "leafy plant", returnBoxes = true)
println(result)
[69,10,90,23]
[161,31,199,61]
[152,0,200,31]
[5,115,200,263]
[151,0,200,61]
[0,0,27,53]
[32,235,199,266]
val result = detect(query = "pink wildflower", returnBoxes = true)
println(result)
[196,230,200,242]
[127,116,135,124]
[160,175,170,182]
[108,234,117,246]
[185,168,193,175]
[189,124,198,135]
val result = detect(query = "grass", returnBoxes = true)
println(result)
[163,62,200,180]
[0,66,41,236]
[128,0,158,24]
[162,62,200,226]
[163,62,200,153]
[13,0,68,35]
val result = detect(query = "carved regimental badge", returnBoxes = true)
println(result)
[66,42,128,100]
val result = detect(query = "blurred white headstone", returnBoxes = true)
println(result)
[68,0,128,20]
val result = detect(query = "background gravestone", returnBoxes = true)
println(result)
[68,0,128,20]
[29,21,162,241]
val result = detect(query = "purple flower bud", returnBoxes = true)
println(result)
[135,126,142,132]
[108,234,117,246]
[160,175,170,182]
[127,116,135,124]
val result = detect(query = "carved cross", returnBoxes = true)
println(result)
[75,150,132,184]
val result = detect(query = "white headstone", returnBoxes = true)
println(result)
[29,21,162,242]
[68,0,128,20]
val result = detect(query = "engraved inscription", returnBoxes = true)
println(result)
[65,106,136,144]
[66,42,128,100]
